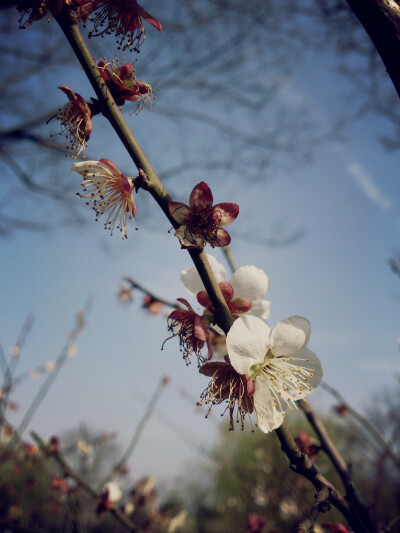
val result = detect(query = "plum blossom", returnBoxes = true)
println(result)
[97,59,153,108]
[181,254,270,320]
[166,298,211,364]
[87,0,162,52]
[168,182,239,249]
[198,355,255,430]
[72,159,137,239]
[226,315,322,433]
[56,85,93,159]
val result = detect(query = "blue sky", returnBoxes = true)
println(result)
[0,5,399,485]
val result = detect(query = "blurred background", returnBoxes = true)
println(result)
[0,1,399,531]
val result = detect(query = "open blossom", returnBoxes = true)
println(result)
[226,315,322,433]
[167,298,211,364]
[56,85,93,159]
[181,254,271,320]
[198,355,255,430]
[87,0,162,52]
[97,59,153,108]
[72,159,137,239]
[168,182,239,249]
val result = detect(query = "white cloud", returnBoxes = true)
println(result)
[347,162,393,211]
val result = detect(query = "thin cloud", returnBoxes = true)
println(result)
[347,162,393,211]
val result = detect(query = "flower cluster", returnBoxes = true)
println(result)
[22,0,321,437]
[18,0,162,53]
[97,58,153,109]
[166,255,270,367]
[166,253,322,434]
[168,182,239,249]
[72,159,137,239]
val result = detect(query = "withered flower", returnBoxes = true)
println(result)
[198,355,255,430]
[56,85,93,159]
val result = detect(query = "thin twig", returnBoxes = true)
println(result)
[124,277,182,310]
[221,246,237,273]
[15,300,91,439]
[101,375,169,487]
[322,382,400,469]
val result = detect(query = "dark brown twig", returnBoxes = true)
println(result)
[295,486,331,533]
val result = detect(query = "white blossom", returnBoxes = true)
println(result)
[226,315,322,433]
[180,254,271,320]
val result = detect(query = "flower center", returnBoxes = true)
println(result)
[121,176,134,193]
[248,350,274,381]
[189,205,213,230]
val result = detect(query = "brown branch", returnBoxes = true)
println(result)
[345,0,400,99]
[322,382,400,469]
[123,277,182,310]
[298,399,378,533]
[275,422,370,533]
[295,486,331,533]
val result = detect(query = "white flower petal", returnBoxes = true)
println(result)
[288,347,323,398]
[265,346,322,405]
[247,299,271,320]
[253,377,285,433]
[104,481,122,502]
[180,254,226,297]
[72,161,114,178]
[229,265,270,301]
[270,316,311,357]
[226,315,271,375]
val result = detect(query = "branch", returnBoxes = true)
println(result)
[295,486,331,533]
[275,422,370,533]
[103,376,169,487]
[123,277,182,310]
[55,7,234,336]
[322,382,400,469]
[298,399,378,533]
[345,0,400,99]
